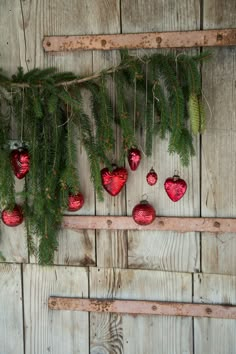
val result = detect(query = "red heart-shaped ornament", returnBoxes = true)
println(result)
[128,148,141,171]
[101,166,128,196]
[11,149,30,179]
[164,175,187,202]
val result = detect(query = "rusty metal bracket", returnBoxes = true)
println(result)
[43,28,236,53]
[48,297,236,319]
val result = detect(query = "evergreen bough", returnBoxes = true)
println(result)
[0,51,210,264]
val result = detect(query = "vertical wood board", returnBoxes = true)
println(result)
[202,0,236,275]
[0,0,25,74]
[0,1,28,262]
[0,264,24,354]
[90,267,192,354]
[92,0,129,269]
[122,0,200,273]
[194,273,236,354]
[23,264,89,354]
[18,0,96,265]
[0,178,28,263]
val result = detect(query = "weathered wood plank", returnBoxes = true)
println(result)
[23,264,89,354]
[194,273,236,354]
[92,1,128,269]
[90,268,192,354]
[0,264,24,354]
[0,180,28,263]
[43,29,236,52]
[122,0,200,273]
[49,296,236,319]
[17,0,96,266]
[202,0,236,275]
[0,0,26,74]
[63,215,236,233]
[0,2,28,263]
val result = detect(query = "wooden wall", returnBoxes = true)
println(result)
[0,0,235,353]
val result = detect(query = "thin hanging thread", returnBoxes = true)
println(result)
[57,87,73,127]
[201,89,213,124]
[10,88,14,140]
[21,88,25,143]
[175,53,184,79]
[144,61,148,153]
[113,69,117,159]
[133,73,137,135]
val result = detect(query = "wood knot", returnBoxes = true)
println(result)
[158,220,164,226]
[152,305,157,311]
[46,41,51,47]
[156,37,162,44]
[217,33,223,41]
[101,39,107,47]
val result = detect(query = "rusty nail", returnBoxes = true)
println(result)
[214,221,220,228]
[205,307,212,314]
[107,219,112,226]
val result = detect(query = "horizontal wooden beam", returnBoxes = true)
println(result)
[63,216,236,233]
[43,29,236,52]
[48,297,236,319]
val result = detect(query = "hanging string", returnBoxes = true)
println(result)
[145,61,148,108]
[10,87,14,140]
[57,86,73,127]
[133,73,137,136]
[201,89,213,124]
[143,61,148,153]
[152,81,158,134]
[175,52,184,79]
[21,88,25,143]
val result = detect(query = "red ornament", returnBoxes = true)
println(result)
[1,205,24,227]
[101,165,128,196]
[68,193,84,211]
[132,200,156,225]
[164,174,187,202]
[11,149,30,179]
[128,148,141,171]
[146,168,158,186]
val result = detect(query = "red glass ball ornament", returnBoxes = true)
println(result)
[146,168,158,186]
[128,148,141,171]
[1,205,24,227]
[68,193,84,211]
[164,175,187,202]
[11,149,30,179]
[101,165,128,196]
[132,200,156,225]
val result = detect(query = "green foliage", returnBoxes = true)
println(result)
[0,50,210,264]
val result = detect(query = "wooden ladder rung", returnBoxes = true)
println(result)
[63,216,236,233]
